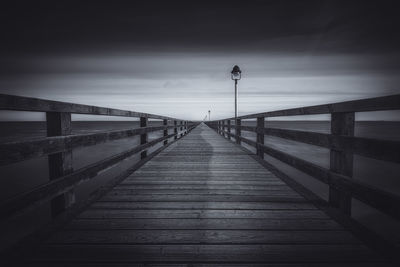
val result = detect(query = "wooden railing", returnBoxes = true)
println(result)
[206,94,400,224]
[0,94,199,220]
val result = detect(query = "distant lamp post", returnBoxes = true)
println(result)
[208,110,211,121]
[231,65,242,121]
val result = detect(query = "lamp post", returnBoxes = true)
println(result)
[208,110,210,121]
[231,65,242,122]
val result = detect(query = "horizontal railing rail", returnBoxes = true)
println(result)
[0,133,177,219]
[0,93,179,120]
[234,125,400,164]
[206,94,400,222]
[0,94,199,220]
[0,125,179,166]
[225,94,400,120]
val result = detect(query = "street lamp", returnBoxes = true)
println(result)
[231,65,242,121]
[208,110,210,121]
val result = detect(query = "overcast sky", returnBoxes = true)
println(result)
[1,0,400,120]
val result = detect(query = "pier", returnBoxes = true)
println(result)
[0,93,399,266]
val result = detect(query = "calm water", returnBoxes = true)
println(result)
[0,120,399,247]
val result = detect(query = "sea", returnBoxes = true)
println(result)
[0,120,399,249]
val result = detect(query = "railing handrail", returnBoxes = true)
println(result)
[0,93,199,221]
[234,125,400,164]
[216,94,400,120]
[206,93,400,222]
[0,93,185,121]
[0,124,179,166]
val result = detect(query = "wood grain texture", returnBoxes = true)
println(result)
[13,123,389,265]
[0,93,183,120]
[230,93,400,119]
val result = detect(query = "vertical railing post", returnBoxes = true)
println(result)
[223,121,226,137]
[227,119,231,140]
[236,118,241,144]
[174,120,178,140]
[329,112,354,215]
[46,112,74,217]
[256,117,265,159]
[140,116,148,159]
[180,121,183,137]
[163,119,168,145]
[217,121,220,134]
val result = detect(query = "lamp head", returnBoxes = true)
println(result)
[231,65,242,80]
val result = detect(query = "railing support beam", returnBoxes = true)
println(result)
[174,120,178,140]
[256,117,265,159]
[329,112,354,215]
[46,112,74,217]
[163,119,168,145]
[227,120,231,140]
[140,117,148,159]
[236,119,241,144]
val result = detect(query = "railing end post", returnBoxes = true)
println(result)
[328,112,354,215]
[46,112,74,218]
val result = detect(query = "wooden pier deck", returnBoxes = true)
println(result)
[16,124,391,266]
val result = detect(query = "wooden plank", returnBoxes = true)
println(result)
[144,162,263,167]
[129,170,276,175]
[47,230,359,244]
[125,176,281,182]
[78,209,328,219]
[100,194,306,202]
[66,218,342,230]
[90,201,317,210]
[17,263,393,267]
[120,180,285,185]
[26,244,381,263]
[108,189,300,196]
[113,184,291,190]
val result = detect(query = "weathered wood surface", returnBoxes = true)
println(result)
[14,124,391,266]
[0,134,176,220]
[237,125,400,164]
[0,125,177,166]
[234,94,400,119]
[0,93,181,120]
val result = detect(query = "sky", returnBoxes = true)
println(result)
[1,0,400,120]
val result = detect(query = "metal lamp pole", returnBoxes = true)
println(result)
[234,79,238,119]
[231,65,242,122]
